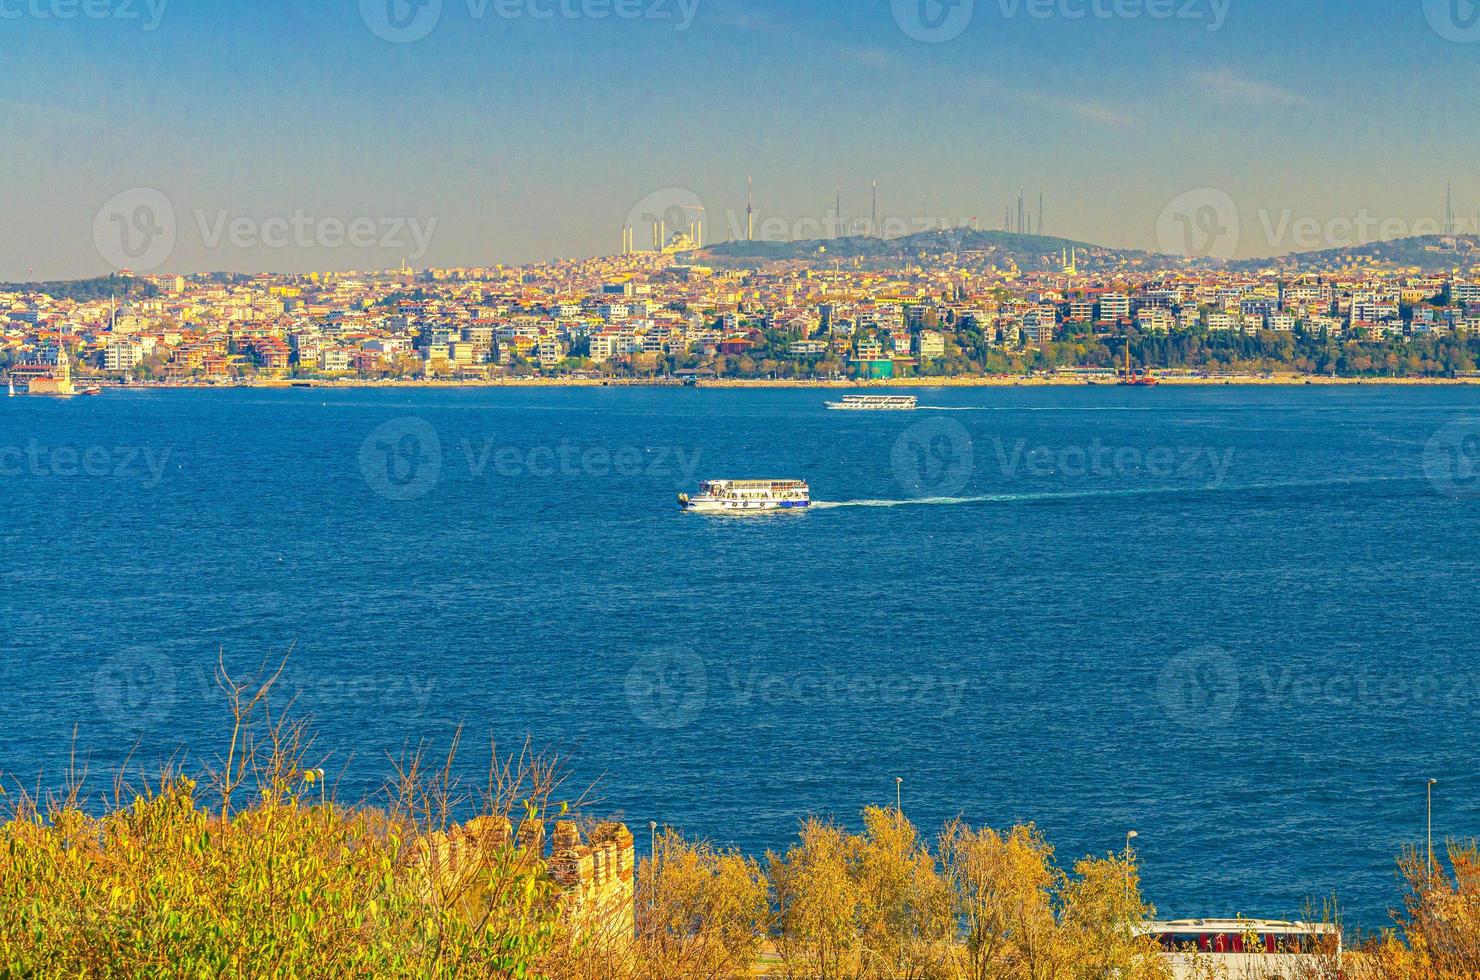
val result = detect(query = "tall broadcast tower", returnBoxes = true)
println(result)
[746,176,754,242]
[872,181,879,238]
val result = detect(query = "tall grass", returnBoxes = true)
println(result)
[0,655,578,978]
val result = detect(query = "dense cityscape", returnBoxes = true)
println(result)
[10,229,1480,391]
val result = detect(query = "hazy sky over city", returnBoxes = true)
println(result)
[3,0,1477,278]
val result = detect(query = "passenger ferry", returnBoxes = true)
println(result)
[1139,919,1341,979]
[678,480,811,513]
[824,395,918,411]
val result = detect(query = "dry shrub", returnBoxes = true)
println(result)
[0,654,578,979]
[628,827,769,979]
[1359,841,1480,979]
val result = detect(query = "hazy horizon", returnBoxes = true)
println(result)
[6,0,1480,279]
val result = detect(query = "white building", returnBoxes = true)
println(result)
[1099,293,1131,321]
[103,341,145,372]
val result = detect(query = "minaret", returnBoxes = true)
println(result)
[746,177,754,242]
[55,319,71,389]
[871,181,878,238]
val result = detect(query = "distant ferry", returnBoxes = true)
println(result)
[678,480,811,513]
[824,395,918,411]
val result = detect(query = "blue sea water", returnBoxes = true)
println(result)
[3,383,1480,931]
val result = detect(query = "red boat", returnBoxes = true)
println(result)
[1119,347,1159,386]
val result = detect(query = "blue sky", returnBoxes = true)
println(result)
[2,0,1477,278]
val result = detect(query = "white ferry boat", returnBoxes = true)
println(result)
[824,395,918,411]
[678,480,811,513]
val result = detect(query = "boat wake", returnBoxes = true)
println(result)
[811,497,993,509]
[915,406,1156,412]
[811,476,1420,510]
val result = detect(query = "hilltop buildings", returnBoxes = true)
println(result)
[5,242,1480,384]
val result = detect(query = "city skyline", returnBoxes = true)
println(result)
[5,0,1480,278]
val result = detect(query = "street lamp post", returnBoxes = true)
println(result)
[648,820,659,912]
[895,777,903,813]
[1124,831,1139,904]
[1427,779,1438,881]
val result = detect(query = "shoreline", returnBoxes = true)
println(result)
[70,374,1480,391]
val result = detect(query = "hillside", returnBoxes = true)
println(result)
[699,229,1480,276]
[697,228,1176,274]
[1227,234,1480,274]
